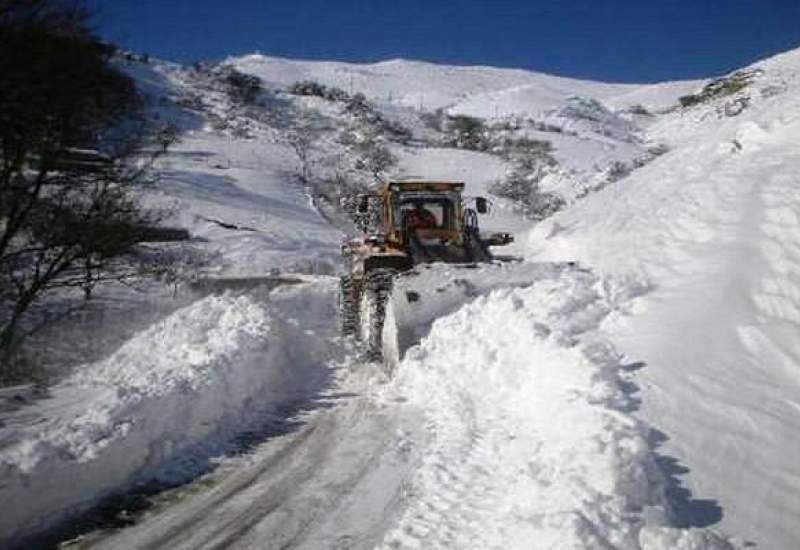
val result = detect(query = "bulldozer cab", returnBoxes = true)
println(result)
[381,181,466,247]
[397,197,454,230]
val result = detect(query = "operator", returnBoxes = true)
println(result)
[405,202,437,231]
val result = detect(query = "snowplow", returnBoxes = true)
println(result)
[339,180,513,363]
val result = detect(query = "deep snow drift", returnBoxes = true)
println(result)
[528,47,800,548]
[379,265,733,549]
[0,280,339,544]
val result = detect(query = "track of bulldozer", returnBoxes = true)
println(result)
[338,275,360,337]
[360,269,396,361]
[339,269,397,361]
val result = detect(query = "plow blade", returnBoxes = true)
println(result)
[381,261,580,372]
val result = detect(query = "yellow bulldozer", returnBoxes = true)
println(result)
[340,180,513,360]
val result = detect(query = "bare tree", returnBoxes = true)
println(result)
[287,112,324,185]
[0,0,174,370]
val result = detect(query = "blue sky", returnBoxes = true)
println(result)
[92,0,800,83]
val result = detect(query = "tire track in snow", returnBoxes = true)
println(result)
[120,416,327,550]
[82,371,424,550]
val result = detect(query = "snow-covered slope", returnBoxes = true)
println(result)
[528,47,800,548]
[231,54,636,114]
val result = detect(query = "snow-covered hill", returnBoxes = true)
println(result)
[230,54,637,113]
[529,46,800,548]
[3,46,800,549]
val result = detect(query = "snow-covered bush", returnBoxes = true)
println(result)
[354,141,396,179]
[166,62,276,139]
[222,67,264,105]
[419,108,447,132]
[678,69,762,108]
[604,160,631,183]
[626,103,653,116]
[445,114,489,150]
[337,123,397,182]
[488,134,566,220]
[548,96,640,142]
[136,244,222,296]
[342,93,412,143]
[288,80,349,102]
[287,113,326,184]
[646,143,670,157]
[559,96,609,123]
[495,136,554,165]
[491,168,565,221]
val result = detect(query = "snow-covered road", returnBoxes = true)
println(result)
[65,264,732,550]
[83,383,422,550]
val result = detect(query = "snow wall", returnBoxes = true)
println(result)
[0,280,336,545]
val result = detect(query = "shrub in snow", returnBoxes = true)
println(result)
[174,92,205,112]
[341,122,397,178]
[353,142,396,179]
[550,96,640,142]
[166,66,265,139]
[626,103,654,116]
[488,116,571,138]
[344,92,369,113]
[288,80,349,102]
[559,96,610,123]
[340,192,381,234]
[759,83,786,99]
[605,160,632,183]
[628,143,670,170]
[679,69,762,108]
[419,108,447,132]
[334,98,402,185]
[288,80,327,97]
[491,168,565,221]
[495,136,555,165]
[336,124,397,190]
[489,135,565,220]
[216,65,264,105]
[330,91,412,144]
[533,120,566,133]
[136,244,222,296]
[445,114,489,150]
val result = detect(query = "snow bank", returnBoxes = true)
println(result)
[0,281,337,545]
[379,268,733,549]
[520,48,800,548]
